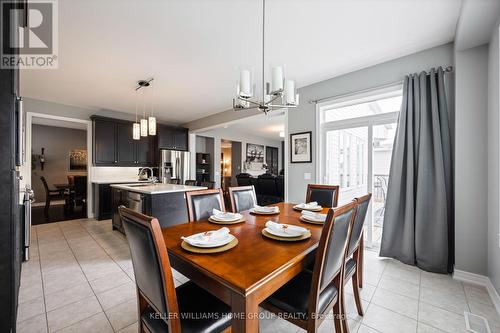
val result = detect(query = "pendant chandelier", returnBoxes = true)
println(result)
[133,78,156,140]
[233,0,299,113]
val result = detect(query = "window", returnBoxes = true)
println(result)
[318,85,402,247]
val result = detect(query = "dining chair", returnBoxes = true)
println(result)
[67,175,75,187]
[200,180,215,189]
[184,179,197,186]
[40,176,63,217]
[344,193,372,317]
[228,185,257,213]
[170,178,181,185]
[306,184,340,208]
[73,176,87,211]
[262,201,358,333]
[185,188,225,222]
[118,206,232,333]
[235,173,252,186]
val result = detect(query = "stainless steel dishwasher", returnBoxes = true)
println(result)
[126,192,144,213]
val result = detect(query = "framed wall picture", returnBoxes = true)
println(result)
[69,149,87,171]
[246,143,264,163]
[290,131,312,163]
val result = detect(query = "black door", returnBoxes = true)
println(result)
[266,146,279,175]
[116,122,136,166]
[94,119,117,165]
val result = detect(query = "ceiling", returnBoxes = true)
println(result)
[21,0,462,125]
[200,111,285,141]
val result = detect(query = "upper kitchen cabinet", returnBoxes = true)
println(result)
[91,116,155,166]
[158,124,188,151]
[93,117,118,165]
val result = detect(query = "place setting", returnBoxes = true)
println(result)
[299,210,327,225]
[261,221,311,241]
[180,227,238,253]
[249,205,280,215]
[293,201,323,212]
[208,209,245,224]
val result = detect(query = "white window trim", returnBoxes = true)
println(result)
[315,84,403,247]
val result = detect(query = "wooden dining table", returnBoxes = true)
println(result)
[162,202,330,333]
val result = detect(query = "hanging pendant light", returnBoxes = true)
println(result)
[134,78,155,138]
[232,0,299,113]
[148,83,156,135]
[133,90,140,140]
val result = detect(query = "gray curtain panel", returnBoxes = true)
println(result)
[380,67,453,273]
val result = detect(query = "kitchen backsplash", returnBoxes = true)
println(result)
[91,167,142,181]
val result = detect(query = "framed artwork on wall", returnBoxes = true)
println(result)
[290,131,312,163]
[246,143,264,163]
[69,149,87,171]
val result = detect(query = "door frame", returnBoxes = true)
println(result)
[315,85,402,247]
[25,112,93,218]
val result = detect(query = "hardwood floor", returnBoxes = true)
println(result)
[32,203,87,225]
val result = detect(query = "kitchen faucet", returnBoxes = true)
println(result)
[138,167,158,184]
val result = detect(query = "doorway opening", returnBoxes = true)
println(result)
[191,109,288,201]
[26,113,92,225]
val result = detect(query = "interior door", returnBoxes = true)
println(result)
[266,146,279,175]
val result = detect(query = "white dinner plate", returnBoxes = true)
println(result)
[263,226,304,238]
[183,234,235,248]
[210,213,243,222]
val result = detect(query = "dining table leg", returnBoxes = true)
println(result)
[231,292,260,333]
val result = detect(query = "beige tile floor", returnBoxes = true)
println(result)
[17,218,500,333]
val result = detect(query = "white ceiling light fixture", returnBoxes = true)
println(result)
[279,131,285,138]
[233,0,299,114]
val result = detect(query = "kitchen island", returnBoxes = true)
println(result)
[110,183,206,233]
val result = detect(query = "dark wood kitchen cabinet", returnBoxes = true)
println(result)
[92,116,154,166]
[93,118,118,165]
[158,124,188,151]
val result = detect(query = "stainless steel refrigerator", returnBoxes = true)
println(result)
[159,150,191,184]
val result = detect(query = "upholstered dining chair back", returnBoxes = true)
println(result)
[118,206,181,331]
[185,189,225,222]
[348,193,372,256]
[306,184,340,208]
[184,180,197,186]
[314,201,357,292]
[235,173,252,186]
[228,186,257,212]
[200,181,215,189]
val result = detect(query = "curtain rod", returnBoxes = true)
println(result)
[309,66,453,105]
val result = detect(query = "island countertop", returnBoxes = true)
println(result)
[110,183,207,194]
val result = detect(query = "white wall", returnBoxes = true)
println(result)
[287,43,455,203]
[195,127,282,188]
[488,22,500,293]
[455,44,489,275]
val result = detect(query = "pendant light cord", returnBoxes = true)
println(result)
[135,90,138,123]
[262,0,265,103]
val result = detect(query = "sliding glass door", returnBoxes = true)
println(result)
[319,88,402,247]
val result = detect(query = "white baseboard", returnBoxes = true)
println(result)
[453,269,500,316]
